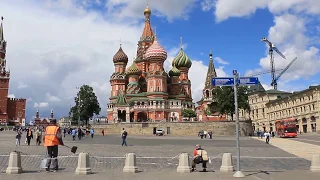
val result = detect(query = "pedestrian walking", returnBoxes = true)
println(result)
[26,128,33,146]
[71,129,76,141]
[102,129,105,136]
[90,129,94,138]
[121,128,128,146]
[15,131,21,146]
[35,129,42,145]
[264,131,271,144]
[43,119,64,172]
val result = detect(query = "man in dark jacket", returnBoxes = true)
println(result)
[26,128,33,146]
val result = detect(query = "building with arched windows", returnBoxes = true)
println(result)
[107,5,194,123]
[239,85,320,134]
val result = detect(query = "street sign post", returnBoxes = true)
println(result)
[212,72,259,178]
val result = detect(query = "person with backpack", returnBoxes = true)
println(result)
[121,128,128,146]
[191,144,208,172]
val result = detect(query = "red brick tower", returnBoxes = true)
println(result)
[196,52,226,121]
[0,17,9,124]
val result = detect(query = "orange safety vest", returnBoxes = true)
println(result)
[44,126,61,146]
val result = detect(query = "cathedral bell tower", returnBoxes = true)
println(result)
[109,44,128,102]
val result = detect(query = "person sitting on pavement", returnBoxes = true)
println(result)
[191,144,209,172]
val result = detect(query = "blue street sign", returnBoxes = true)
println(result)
[212,77,259,86]
[238,77,259,85]
[212,77,234,86]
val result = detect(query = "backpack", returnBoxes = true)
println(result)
[196,150,209,162]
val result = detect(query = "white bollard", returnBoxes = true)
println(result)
[123,153,138,173]
[6,151,23,174]
[177,153,191,173]
[310,154,320,172]
[220,153,234,172]
[75,152,92,175]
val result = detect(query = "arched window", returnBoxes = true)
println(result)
[206,90,209,98]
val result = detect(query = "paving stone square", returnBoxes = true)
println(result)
[0,131,312,174]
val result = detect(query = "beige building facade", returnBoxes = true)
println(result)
[239,89,291,131]
[265,86,320,133]
[240,85,320,134]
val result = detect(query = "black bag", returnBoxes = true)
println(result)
[195,156,203,164]
[123,131,128,136]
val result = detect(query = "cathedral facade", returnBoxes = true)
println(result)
[107,6,194,122]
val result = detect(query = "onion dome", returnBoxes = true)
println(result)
[126,62,142,75]
[172,48,192,68]
[113,46,128,63]
[144,4,151,15]
[169,66,181,77]
[144,38,167,61]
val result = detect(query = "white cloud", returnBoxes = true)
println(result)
[34,102,49,108]
[214,57,229,65]
[45,93,61,102]
[201,0,215,12]
[7,94,15,98]
[2,0,227,119]
[213,0,320,22]
[17,82,28,89]
[214,0,268,22]
[105,0,198,22]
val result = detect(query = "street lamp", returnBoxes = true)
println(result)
[76,87,81,127]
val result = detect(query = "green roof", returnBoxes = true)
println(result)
[266,85,320,105]
[115,91,127,105]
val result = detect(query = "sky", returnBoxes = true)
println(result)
[1,0,320,121]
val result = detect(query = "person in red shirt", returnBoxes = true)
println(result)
[192,144,207,172]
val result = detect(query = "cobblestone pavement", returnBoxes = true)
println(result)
[0,131,312,174]
[254,137,320,160]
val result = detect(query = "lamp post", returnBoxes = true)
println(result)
[76,87,81,127]
[232,70,245,178]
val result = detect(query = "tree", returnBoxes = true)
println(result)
[182,108,197,121]
[70,85,101,126]
[212,86,250,120]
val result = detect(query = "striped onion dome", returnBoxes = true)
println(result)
[113,46,128,63]
[172,48,192,68]
[169,66,181,77]
[126,62,142,75]
[144,38,167,61]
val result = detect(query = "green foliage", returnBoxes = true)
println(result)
[182,108,196,120]
[205,107,212,116]
[212,86,250,120]
[69,85,101,126]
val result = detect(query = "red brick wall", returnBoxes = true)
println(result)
[0,78,9,123]
[7,98,26,124]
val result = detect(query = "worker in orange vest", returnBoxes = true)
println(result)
[43,119,64,172]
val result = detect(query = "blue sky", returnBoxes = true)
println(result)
[1,0,320,122]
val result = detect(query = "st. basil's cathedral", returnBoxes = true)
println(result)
[107,5,224,122]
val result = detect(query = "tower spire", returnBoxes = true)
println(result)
[180,37,183,49]
[0,16,4,42]
[204,51,217,89]
[50,109,54,119]
[141,4,154,41]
